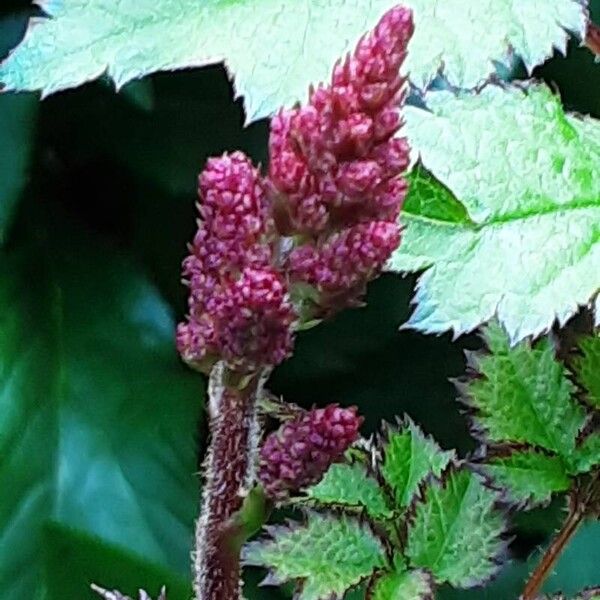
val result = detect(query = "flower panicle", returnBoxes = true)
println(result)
[178,6,414,373]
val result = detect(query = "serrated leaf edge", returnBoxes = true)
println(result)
[242,508,390,599]
[404,463,510,588]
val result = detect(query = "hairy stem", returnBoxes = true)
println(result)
[193,363,268,600]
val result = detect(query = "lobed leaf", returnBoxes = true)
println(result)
[478,449,571,507]
[367,564,434,600]
[304,462,393,520]
[0,1,589,121]
[573,333,600,409]
[243,512,387,600]
[461,322,586,458]
[390,83,600,342]
[380,417,454,508]
[405,467,506,588]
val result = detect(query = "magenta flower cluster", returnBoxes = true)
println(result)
[178,6,413,373]
[177,153,296,372]
[258,404,363,499]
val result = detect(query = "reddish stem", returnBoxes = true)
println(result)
[520,502,585,600]
[521,473,599,600]
[193,364,266,600]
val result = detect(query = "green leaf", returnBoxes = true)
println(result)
[404,0,587,89]
[41,522,192,600]
[242,512,387,600]
[368,565,434,600]
[0,1,588,120]
[439,520,600,599]
[405,467,505,588]
[380,417,455,508]
[571,432,600,473]
[0,0,400,121]
[303,462,393,520]
[390,83,600,342]
[461,323,586,458]
[0,226,202,600]
[479,450,571,507]
[573,333,600,409]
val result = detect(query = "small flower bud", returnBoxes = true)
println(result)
[258,404,363,500]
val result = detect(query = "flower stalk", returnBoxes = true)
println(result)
[176,6,413,599]
[193,364,268,600]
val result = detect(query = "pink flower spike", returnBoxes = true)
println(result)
[266,5,413,236]
[258,404,363,500]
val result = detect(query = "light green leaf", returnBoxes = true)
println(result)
[406,468,505,588]
[304,463,393,520]
[573,333,600,408]
[390,84,600,342]
[571,432,600,474]
[0,227,202,600]
[0,1,589,121]
[0,0,402,121]
[479,450,571,507]
[242,512,387,600]
[463,323,586,458]
[404,0,587,89]
[368,565,434,600]
[380,417,455,508]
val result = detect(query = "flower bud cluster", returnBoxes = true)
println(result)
[177,152,295,372]
[258,404,363,499]
[178,7,414,372]
[270,6,413,305]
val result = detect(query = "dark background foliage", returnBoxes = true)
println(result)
[0,2,598,599]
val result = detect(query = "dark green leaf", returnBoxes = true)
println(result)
[0,226,202,599]
[42,522,191,600]
[571,432,600,474]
